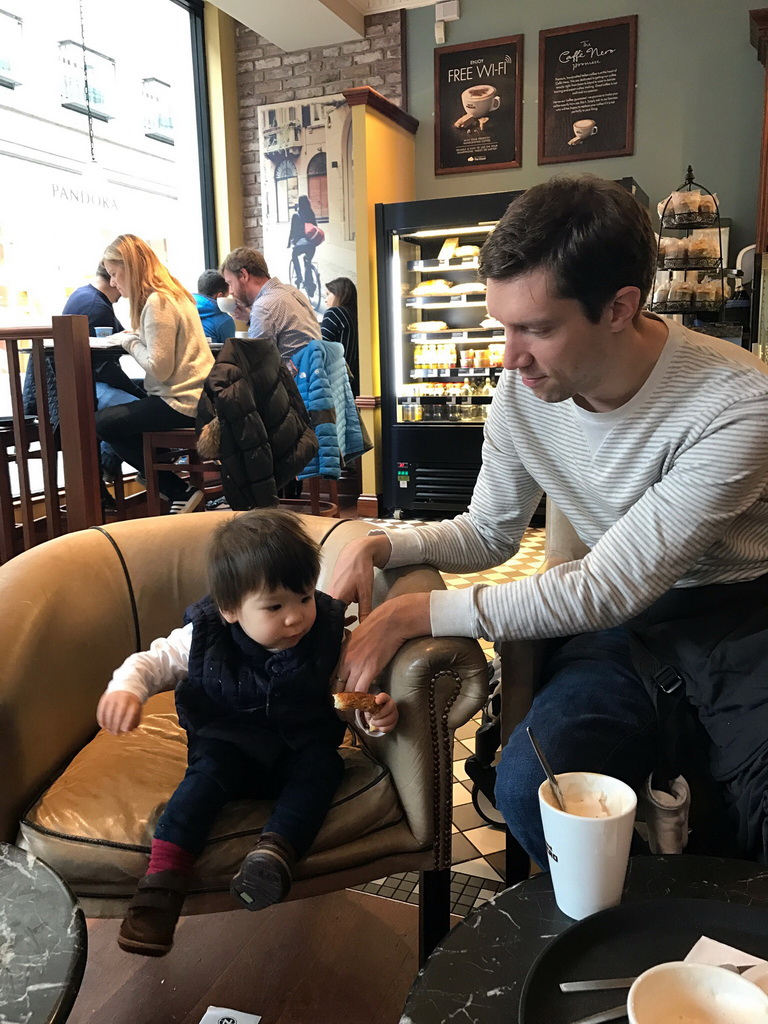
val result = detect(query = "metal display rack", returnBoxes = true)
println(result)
[649,165,726,316]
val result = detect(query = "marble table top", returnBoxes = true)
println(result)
[401,855,768,1024]
[0,843,87,1024]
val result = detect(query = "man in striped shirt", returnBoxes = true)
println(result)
[221,247,320,363]
[330,176,768,866]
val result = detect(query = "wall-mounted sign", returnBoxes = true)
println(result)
[538,15,637,165]
[434,35,523,176]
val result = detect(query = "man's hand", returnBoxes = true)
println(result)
[366,693,398,734]
[233,299,251,323]
[327,534,392,622]
[336,592,432,692]
[97,690,143,734]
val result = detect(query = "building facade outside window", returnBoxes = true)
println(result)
[0,0,207,354]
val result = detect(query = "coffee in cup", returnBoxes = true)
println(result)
[538,771,636,919]
[460,85,501,119]
[568,118,598,146]
[628,962,768,1024]
[217,295,238,315]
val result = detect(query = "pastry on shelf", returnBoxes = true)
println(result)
[454,244,480,258]
[410,279,453,296]
[480,315,503,329]
[406,320,448,332]
[437,237,458,261]
[449,281,487,295]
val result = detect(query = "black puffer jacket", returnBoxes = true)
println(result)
[196,337,318,510]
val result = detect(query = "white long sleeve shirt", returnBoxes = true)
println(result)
[384,316,768,643]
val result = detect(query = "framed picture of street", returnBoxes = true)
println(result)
[538,15,637,165]
[434,35,523,176]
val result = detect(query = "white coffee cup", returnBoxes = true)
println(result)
[461,84,501,119]
[572,118,598,139]
[538,771,637,920]
[628,962,768,1024]
[217,295,238,315]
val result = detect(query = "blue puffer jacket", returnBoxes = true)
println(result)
[292,339,364,480]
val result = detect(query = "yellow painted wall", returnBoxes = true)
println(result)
[204,3,244,261]
[351,104,416,497]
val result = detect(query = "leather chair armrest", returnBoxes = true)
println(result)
[356,633,488,851]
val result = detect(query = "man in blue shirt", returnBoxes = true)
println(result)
[193,270,236,345]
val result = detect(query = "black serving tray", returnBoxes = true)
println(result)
[519,898,768,1024]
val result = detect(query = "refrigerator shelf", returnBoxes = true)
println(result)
[398,395,492,403]
[410,368,502,379]
[407,329,504,340]
[405,297,487,308]
[407,258,480,271]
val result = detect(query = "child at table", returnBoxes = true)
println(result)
[97,508,398,957]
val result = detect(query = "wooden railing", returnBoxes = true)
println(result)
[0,315,103,562]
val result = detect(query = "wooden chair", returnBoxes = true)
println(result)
[0,316,103,562]
[141,427,223,517]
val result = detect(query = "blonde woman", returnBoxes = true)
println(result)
[95,235,214,512]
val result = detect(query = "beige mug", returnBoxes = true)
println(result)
[569,119,598,146]
[461,84,501,119]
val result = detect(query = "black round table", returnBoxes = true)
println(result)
[0,842,87,1023]
[401,855,768,1024]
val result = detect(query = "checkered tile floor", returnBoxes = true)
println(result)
[353,522,546,915]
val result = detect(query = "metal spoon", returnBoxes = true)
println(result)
[527,726,566,811]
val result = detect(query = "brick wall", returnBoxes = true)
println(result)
[235,10,406,249]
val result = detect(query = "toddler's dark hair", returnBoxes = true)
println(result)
[207,509,321,614]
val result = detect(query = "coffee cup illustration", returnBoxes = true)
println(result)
[568,119,598,146]
[460,84,501,119]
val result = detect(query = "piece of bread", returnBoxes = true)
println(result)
[454,244,480,258]
[411,279,453,296]
[449,281,486,295]
[334,692,378,713]
[406,320,448,332]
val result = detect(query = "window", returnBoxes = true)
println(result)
[0,9,22,89]
[58,40,115,121]
[307,151,328,221]
[142,77,174,145]
[275,159,298,223]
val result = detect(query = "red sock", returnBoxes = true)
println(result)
[147,838,196,876]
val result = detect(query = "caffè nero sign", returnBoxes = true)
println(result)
[434,35,523,176]
[51,182,119,211]
[538,15,637,165]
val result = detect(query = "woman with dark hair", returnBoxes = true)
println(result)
[321,277,359,394]
[287,195,322,298]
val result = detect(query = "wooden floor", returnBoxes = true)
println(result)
[68,890,449,1024]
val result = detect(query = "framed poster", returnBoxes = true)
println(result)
[434,35,523,176]
[538,15,637,165]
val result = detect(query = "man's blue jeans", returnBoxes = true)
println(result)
[495,627,658,869]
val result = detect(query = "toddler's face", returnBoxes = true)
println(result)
[222,586,317,650]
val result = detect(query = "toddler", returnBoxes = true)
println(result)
[97,508,398,956]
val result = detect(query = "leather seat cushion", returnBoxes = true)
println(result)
[20,692,404,895]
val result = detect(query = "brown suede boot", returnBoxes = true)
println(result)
[118,869,189,956]
[230,832,296,911]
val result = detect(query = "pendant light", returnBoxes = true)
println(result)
[77,0,104,193]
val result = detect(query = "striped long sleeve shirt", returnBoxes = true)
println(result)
[385,316,768,643]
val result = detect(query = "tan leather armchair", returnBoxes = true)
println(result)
[0,514,488,961]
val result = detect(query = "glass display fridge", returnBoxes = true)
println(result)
[376,190,523,518]
[375,180,648,518]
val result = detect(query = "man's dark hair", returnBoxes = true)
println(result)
[478,175,656,323]
[220,247,270,280]
[207,509,321,614]
[197,269,229,298]
[326,277,357,311]
[95,263,111,282]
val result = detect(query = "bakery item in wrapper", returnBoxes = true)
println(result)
[333,692,378,714]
